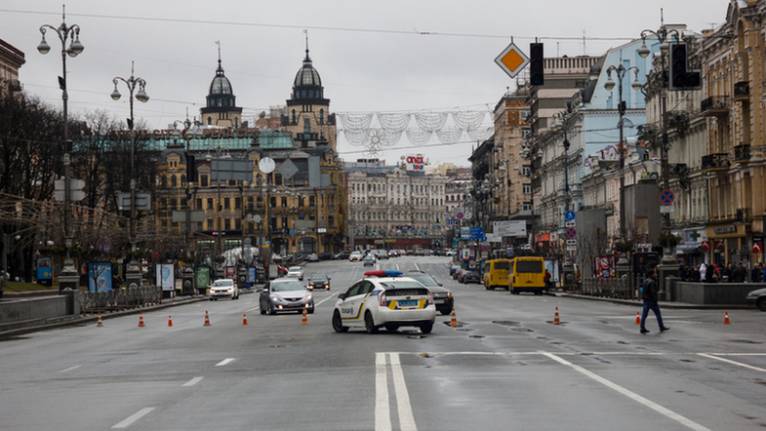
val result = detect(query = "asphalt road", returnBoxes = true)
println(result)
[1,256,765,431]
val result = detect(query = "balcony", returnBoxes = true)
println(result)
[701,153,731,171]
[734,81,749,101]
[734,144,751,162]
[700,96,730,117]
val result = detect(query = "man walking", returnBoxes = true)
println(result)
[640,268,669,334]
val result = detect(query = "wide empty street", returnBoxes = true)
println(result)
[1,256,765,431]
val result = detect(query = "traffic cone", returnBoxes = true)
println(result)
[723,311,731,325]
[203,310,211,327]
[553,306,561,326]
[450,308,458,328]
[167,314,173,328]
[96,315,103,327]
[301,307,308,326]
[138,313,145,328]
[242,312,248,326]
[634,312,641,326]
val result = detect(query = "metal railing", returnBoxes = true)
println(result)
[578,277,636,299]
[78,285,162,313]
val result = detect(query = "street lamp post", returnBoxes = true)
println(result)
[638,27,681,262]
[111,61,149,255]
[556,102,576,288]
[173,118,195,260]
[37,5,84,270]
[604,64,641,265]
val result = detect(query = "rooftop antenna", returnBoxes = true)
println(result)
[303,29,310,61]
[556,41,560,57]
[582,29,587,55]
[660,7,665,27]
[215,40,222,69]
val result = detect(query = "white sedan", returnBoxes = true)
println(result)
[286,266,304,281]
[331,270,436,334]
[209,278,239,300]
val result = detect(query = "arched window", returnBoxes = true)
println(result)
[207,117,212,125]
[319,109,324,125]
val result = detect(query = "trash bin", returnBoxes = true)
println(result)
[181,267,194,296]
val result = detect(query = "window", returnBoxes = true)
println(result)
[170,175,177,188]
[309,196,316,207]
[304,118,311,133]
[291,109,296,124]
[196,198,202,209]
[200,175,209,187]
[224,219,231,230]
[522,167,531,177]
[281,197,287,207]
[319,109,324,125]
[224,198,230,210]
[235,197,241,209]
[206,198,213,209]
[523,184,532,195]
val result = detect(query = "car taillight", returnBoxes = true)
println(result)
[378,292,389,307]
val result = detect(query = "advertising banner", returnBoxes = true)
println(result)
[493,220,527,238]
[156,264,175,291]
[88,261,113,293]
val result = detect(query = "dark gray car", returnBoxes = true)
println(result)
[746,288,766,311]
[407,271,454,315]
[259,278,315,315]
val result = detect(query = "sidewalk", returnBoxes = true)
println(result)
[557,292,754,310]
[0,295,209,339]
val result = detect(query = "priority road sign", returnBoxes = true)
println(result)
[494,42,529,79]
[660,190,674,206]
[564,211,576,221]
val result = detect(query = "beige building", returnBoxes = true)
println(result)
[700,0,766,266]
[0,38,24,95]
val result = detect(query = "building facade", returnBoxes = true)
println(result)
[0,38,24,95]
[199,52,243,128]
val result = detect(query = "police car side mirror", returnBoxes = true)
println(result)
[338,293,347,300]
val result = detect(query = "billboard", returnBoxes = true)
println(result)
[402,154,427,172]
[493,220,527,238]
[88,261,113,293]
[155,264,175,292]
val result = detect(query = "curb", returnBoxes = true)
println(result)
[0,296,209,339]
[558,293,754,310]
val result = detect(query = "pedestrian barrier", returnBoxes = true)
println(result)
[450,308,458,328]
[138,313,145,328]
[634,312,641,326]
[579,278,635,299]
[167,314,173,327]
[79,286,162,313]
[553,306,561,325]
[301,307,308,326]
[242,312,248,326]
[723,311,731,325]
[203,310,211,327]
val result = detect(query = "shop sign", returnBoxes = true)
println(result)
[714,225,737,235]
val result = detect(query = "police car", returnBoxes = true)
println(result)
[331,270,436,334]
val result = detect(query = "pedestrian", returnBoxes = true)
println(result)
[722,264,732,282]
[751,263,762,283]
[640,268,669,334]
[698,262,707,283]
[736,263,747,282]
[544,269,552,291]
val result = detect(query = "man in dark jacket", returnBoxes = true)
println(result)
[641,269,669,334]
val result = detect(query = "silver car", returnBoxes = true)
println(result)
[259,278,314,314]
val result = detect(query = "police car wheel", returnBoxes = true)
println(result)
[364,311,378,334]
[332,310,348,333]
[420,321,434,334]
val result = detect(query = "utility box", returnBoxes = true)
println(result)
[181,267,194,296]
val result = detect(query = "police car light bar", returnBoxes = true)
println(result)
[363,270,403,278]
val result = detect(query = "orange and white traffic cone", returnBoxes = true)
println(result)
[138,313,145,328]
[723,311,731,325]
[450,308,458,328]
[203,310,211,327]
[242,312,248,326]
[96,315,103,327]
[553,306,561,326]
[301,307,308,326]
[634,312,641,326]
[167,314,173,328]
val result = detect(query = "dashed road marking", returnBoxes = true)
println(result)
[389,353,417,431]
[215,358,235,367]
[542,352,711,431]
[698,353,766,373]
[182,376,204,387]
[111,407,155,429]
[59,364,81,373]
[375,352,392,431]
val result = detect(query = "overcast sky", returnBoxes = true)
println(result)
[3,0,726,166]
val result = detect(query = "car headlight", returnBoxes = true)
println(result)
[304,293,313,302]
[447,291,453,299]
[270,295,280,302]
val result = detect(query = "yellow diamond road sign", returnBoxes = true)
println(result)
[495,42,529,79]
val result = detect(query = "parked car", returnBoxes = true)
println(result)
[363,255,377,267]
[259,278,314,314]
[306,253,319,262]
[286,266,304,280]
[333,251,349,260]
[307,273,331,291]
[349,251,363,262]
[449,264,461,276]
[453,268,465,280]
[461,270,481,284]
[209,278,239,300]
[445,249,456,256]
[746,288,766,311]
[387,249,399,258]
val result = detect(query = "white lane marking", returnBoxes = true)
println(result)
[389,353,418,431]
[246,305,260,312]
[315,293,337,307]
[698,353,766,373]
[396,264,400,271]
[182,376,204,387]
[59,364,81,373]
[111,407,155,429]
[414,262,420,271]
[375,352,392,431]
[708,353,766,356]
[542,352,711,431]
[215,358,235,367]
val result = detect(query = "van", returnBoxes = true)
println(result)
[482,259,512,290]
[510,256,546,295]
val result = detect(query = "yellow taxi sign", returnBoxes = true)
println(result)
[495,42,529,79]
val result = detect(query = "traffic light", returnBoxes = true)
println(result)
[530,43,544,86]
[670,43,701,90]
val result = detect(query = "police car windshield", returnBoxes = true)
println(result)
[271,280,305,292]
[407,273,438,287]
[379,280,425,290]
